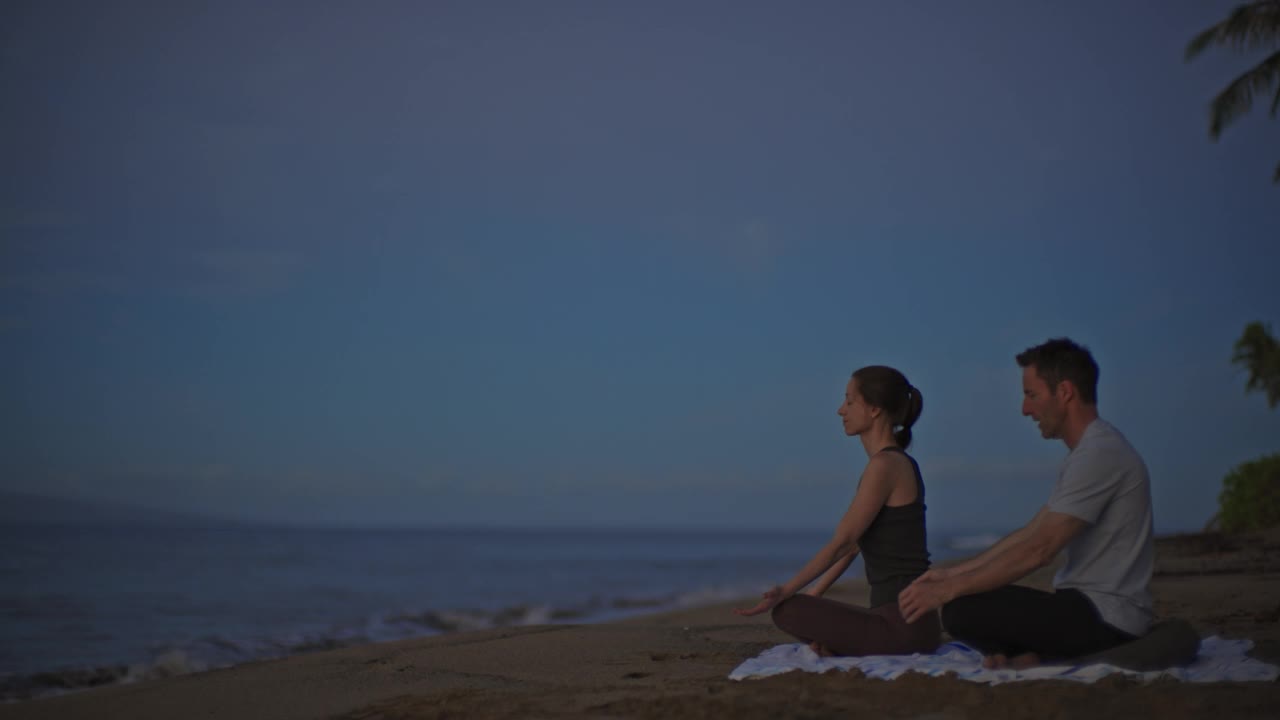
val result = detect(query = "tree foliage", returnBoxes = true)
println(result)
[1218,453,1280,531]
[1232,321,1280,408]
[1185,1,1280,182]
[1216,322,1280,532]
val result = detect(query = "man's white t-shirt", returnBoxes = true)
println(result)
[1047,418,1154,636]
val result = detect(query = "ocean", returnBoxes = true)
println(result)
[0,524,997,700]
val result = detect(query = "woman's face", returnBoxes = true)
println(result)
[837,378,877,436]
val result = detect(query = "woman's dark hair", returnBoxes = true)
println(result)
[851,365,923,449]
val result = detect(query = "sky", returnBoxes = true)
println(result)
[2,0,1277,533]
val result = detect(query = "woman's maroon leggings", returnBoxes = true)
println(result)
[771,594,942,656]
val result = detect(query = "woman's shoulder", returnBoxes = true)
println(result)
[871,446,915,464]
[870,447,923,490]
[867,447,918,476]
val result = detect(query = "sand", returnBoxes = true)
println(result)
[2,530,1277,720]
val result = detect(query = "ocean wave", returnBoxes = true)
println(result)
[1,584,758,702]
[0,650,208,703]
[945,533,1002,551]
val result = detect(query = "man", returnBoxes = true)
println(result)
[898,337,1153,668]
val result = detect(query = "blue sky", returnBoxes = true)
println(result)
[3,0,1277,532]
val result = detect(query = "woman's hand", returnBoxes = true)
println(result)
[732,585,785,617]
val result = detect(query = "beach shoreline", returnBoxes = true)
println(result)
[2,530,1277,719]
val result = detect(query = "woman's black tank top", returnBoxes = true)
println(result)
[859,446,931,608]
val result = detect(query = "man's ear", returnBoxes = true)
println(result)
[1056,380,1076,404]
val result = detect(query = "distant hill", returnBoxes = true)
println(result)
[0,491,244,529]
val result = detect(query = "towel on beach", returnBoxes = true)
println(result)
[728,636,1280,685]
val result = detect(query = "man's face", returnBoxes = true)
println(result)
[1021,365,1065,439]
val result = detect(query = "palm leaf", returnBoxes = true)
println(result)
[1232,322,1280,407]
[1186,1,1280,60]
[1208,49,1280,137]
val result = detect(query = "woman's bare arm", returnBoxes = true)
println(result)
[803,545,859,597]
[734,454,900,616]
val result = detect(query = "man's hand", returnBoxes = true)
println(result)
[733,585,785,617]
[898,576,955,624]
[912,567,954,584]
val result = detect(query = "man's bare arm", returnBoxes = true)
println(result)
[945,511,1082,597]
[929,510,1046,578]
[899,510,1086,623]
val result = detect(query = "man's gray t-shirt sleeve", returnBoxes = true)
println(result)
[1047,447,1118,524]
[1047,418,1155,637]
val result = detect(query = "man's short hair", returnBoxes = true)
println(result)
[1015,338,1099,405]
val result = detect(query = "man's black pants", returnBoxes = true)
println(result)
[941,586,1136,660]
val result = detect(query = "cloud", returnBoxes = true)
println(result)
[0,268,129,296]
[0,312,26,333]
[732,219,780,272]
[185,247,308,297]
[0,246,309,303]
[922,455,1058,482]
[917,454,1061,528]
[694,218,783,275]
[0,208,78,231]
[0,209,103,298]
[665,215,786,276]
[2,462,233,504]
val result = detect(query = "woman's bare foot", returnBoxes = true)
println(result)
[982,652,1040,669]
[809,642,834,657]
[982,653,1008,669]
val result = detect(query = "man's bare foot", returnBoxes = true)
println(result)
[809,642,833,657]
[1008,652,1040,669]
[982,652,1040,670]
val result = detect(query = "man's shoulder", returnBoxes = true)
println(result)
[1083,417,1123,441]
[1078,419,1141,455]
[1068,419,1148,482]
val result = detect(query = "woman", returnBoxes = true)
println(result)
[733,365,941,657]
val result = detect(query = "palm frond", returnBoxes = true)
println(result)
[1186,0,1280,60]
[1187,25,1221,60]
[1208,49,1280,137]
[1232,322,1280,406]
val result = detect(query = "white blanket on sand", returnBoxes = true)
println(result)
[729,637,1279,685]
